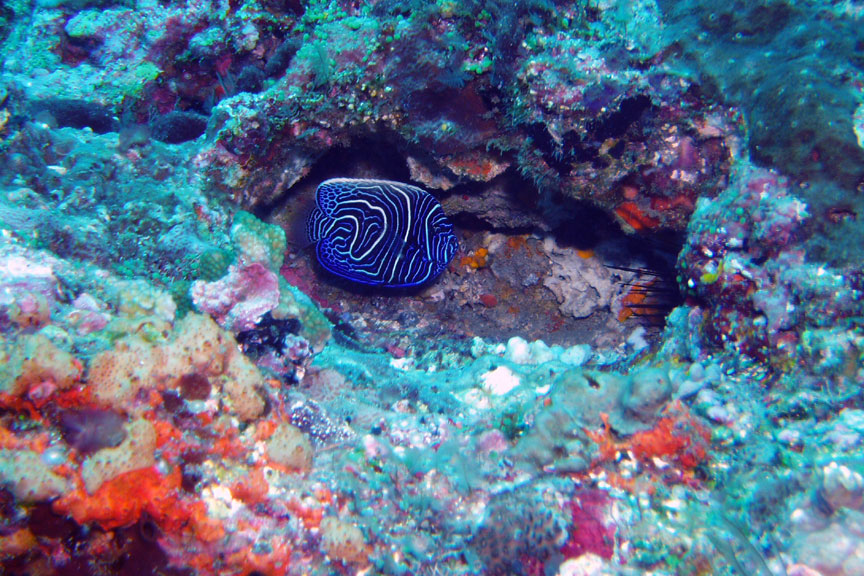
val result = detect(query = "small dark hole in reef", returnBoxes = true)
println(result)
[161,389,184,412]
[113,520,183,576]
[550,200,620,251]
[262,134,413,218]
[28,502,80,539]
[183,449,208,464]
[150,110,208,144]
[138,514,161,543]
[181,468,203,494]
[30,98,119,133]
[587,94,652,141]
[693,464,713,483]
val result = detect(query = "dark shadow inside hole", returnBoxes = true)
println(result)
[259,134,415,220]
[549,200,621,250]
[303,134,414,183]
[543,192,686,328]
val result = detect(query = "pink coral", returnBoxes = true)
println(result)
[0,252,59,329]
[561,490,615,561]
[67,293,111,335]
[191,263,280,331]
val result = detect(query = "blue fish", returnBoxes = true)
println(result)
[306,178,459,287]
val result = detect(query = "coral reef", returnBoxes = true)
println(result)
[0,0,863,575]
[543,238,615,319]
[266,422,314,474]
[676,162,862,378]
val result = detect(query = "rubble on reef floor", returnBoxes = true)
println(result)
[0,165,860,575]
[0,0,863,575]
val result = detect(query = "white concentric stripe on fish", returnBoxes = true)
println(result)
[309,178,457,286]
[326,182,431,277]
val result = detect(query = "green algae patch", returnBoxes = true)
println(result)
[231,211,286,271]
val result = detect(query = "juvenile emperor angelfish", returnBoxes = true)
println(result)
[306,178,459,287]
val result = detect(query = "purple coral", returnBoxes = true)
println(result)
[191,262,280,331]
[676,163,862,373]
[58,409,127,456]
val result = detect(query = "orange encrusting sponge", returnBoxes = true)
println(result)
[52,465,223,542]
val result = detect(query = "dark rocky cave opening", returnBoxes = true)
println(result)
[267,135,686,351]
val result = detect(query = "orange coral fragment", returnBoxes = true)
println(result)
[459,247,489,269]
[53,466,183,530]
[29,432,50,454]
[50,386,92,409]
[186,552,221,576]
[286,498,324,530]
[0,425,21,450]
[630,410,711,469]
[187,500,226,543]
[152,419,183,449]
[225,538,291,576]
[445,153,509,181]
[231,465,270,507]
[0,528,37,558]
[587,406,711,470]
[314,486,334,506]
[615,201,660,232]
[0,425,53,454]
[147,388,164,408]
[254,418,279,442]
[211,433,246,459]
[0,393,43,422]
[505,235,529,253]
[585,413,618,462]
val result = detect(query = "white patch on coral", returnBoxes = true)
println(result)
[556,553,607,576]
[626,326,649,352]
[542,238,614,319]
[505,336,531,364]
[821,462,864,511]
[506,337,561,365]
[0,255,53,279]
[202,484,243,519]
[855,101,864,150]
[529,340,556,364]
[481,366,520,396]
[560,344,592,366]
[389,357,414,371]
[460,388,491,410]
